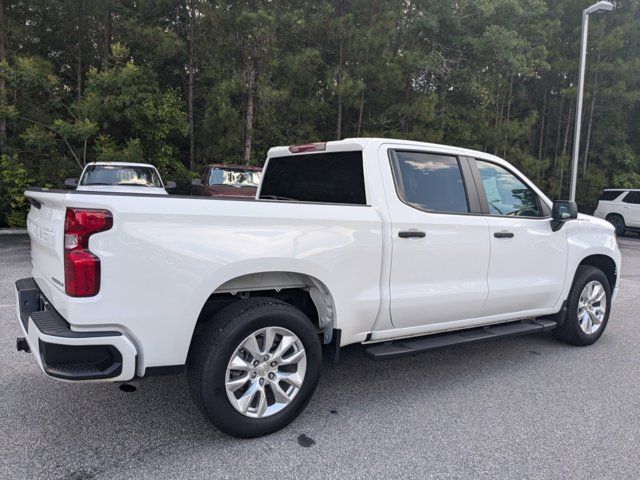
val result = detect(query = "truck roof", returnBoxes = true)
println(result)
[267,137,510,164]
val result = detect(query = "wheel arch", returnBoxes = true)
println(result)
[577,254,617,290]
[191,271,337,348]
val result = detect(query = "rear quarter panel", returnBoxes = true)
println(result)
[29,192,383,373]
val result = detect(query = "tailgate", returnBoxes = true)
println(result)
[25,191,67,297]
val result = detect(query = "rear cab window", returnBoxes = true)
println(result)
[80,165,161,187]
[259,151,366,205]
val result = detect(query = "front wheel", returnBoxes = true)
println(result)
[188,298,321,438]
[555,266,611,346]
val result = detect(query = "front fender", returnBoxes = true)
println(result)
[555,219,621,308]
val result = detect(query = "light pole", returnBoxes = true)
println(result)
[569,1,613,202]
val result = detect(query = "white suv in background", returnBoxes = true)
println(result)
[594,189,640,235]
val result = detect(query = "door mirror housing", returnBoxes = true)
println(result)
[64,178,78,189]
[164,181,177,190]
[551,200,578,231]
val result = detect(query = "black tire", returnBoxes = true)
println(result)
[187,297,321,438]
[606,214,626,236]
[554,265,611,346]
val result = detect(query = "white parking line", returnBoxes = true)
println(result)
[0,304,16,308]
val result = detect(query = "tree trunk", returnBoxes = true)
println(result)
[335,0,345,140]
[242,59,256,165]
[553,86,565,174]
[537,88,548,181]
[582,49,601,176]
[493,80,504,155]
[0,0,6,151]
[357,83,364,136]
[502,75,514,157]
[538,88,547,161]
[494,80,501,129]
[102,0,112,70]
[562,95,574,157]
[440,81,447,131]
[559,160,565,198]
[101,0,112,132]
[188,0,196,170]
[77,0,84,102]
[559,94,575,197]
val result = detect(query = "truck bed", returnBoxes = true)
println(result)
[23,187,384,372]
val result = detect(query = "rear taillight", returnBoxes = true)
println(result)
[64,208,113,297]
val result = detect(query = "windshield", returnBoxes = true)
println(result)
[80,165,162,187]
[208,168,261,187]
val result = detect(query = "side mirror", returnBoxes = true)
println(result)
[551,200,578,231]
[164,181,177,190]
[191,179,202,187]
[64,178,78,189]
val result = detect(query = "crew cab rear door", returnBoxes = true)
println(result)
[469,158,567,315]
[380,145,490,329]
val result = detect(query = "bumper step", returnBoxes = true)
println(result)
[30,310,121,339]
[15,277,135,381]
[366,319,557,360]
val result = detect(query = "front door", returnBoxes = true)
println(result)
[472,159,567,316]
[382,147,491,329]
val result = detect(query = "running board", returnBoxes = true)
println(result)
[365,319,557,361]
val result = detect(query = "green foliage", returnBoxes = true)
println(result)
[576,166,608,214]
[0,155,31,227]
[1,0,640,226]
[78,43,188,176]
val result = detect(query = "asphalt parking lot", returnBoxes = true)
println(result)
[1,233,639,480]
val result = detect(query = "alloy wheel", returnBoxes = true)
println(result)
[577,280,607,335]
[225,326,307,418]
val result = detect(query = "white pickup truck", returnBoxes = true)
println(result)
[64,161,175,195]
[15,138,621,438]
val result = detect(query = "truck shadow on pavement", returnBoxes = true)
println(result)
[6,328,588,475]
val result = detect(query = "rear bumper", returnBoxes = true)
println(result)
[15,278,137,382]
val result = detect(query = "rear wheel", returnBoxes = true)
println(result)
[188,297,321,438]
[606,214,626,236]
[555,266,611,346]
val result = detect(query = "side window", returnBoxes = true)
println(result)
[622,192,640,204]
[475,160,542,217]
[598,190,624,202]
[390,151,469,214]
[209,168,225,185]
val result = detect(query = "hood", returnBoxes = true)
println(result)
[575,213,615,231]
